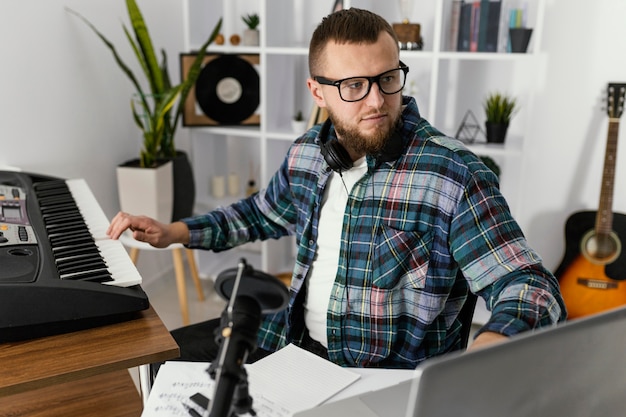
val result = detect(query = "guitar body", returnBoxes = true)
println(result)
[555,210,626,319]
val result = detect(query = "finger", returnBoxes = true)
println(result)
[108,212,133,239]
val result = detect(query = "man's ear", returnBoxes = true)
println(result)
[307,78,327,108]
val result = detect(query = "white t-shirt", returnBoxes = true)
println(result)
[304,156,368,347]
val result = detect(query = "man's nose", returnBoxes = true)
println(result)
[364,81,385,107]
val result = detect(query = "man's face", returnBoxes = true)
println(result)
[308,32,403,158]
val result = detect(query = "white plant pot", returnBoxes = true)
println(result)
[243,29,260,46]
[116,160,173,223]
[291,120,307,133]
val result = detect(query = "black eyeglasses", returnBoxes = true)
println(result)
[314,62,409,102]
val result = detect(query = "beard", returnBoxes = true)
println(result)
[327,106,402,156]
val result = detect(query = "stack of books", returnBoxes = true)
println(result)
[449,0,528,53]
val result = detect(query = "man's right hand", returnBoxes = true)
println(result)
[106,211,190,248]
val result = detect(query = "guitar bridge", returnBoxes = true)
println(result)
[577,278,618,290]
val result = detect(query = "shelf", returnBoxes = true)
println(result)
[191,125,261,138]
[265,46,309,56]
[436,51,538,61]
[183,0,546,274]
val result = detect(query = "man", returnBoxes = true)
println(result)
[108,8,566,368]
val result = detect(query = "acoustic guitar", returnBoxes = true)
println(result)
[555,83,626,319]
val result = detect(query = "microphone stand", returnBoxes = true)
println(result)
[206,259,261,417]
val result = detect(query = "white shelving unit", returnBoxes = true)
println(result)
[182,0,546,278]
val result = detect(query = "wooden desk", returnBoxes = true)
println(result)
[0,306,179,415]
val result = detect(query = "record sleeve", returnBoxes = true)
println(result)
[180,53,260,126]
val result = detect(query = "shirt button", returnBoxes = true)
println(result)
[309,239,314,245]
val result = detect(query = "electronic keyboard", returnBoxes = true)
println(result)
[0,170,149,341]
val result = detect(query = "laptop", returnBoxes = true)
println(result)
[296,305,626,417]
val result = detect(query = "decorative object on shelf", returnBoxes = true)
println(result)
[291,110,307,133]
[479,155,501,179]
[67,0,222,222]
[180,53,260,126]
[228,172,240,197]
[246,162,259,197]
[455,110,485,144]
[242,13,260,46]
[215,33,225,45]
[211,175,226,199]
[506,6,531,53]
[483,92,517,143]
[230,34,241,46]
[509,27,533,53]
[393,0,423,50]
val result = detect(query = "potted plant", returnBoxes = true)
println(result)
[291,110,307,133]
[68,0,222,222]
[242,13,260,46]
[483,92,517,143]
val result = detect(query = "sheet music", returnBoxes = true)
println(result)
[141,344,361,417]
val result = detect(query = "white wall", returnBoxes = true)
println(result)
[519,0,626,271]
[0,0,186,283]
[2,0,625,279]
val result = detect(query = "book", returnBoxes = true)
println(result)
[469,1,481,52]
[477,0,490,51]
[484,0,502,52]
[457,1,472,51]
[449,0,462,51]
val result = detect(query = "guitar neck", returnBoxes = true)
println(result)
[595,83,626,237]
[596,119,620,236]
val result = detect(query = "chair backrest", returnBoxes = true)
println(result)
[457,289,478,349]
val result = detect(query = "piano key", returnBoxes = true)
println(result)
[33,178,143,287]
[60,267,114,283]
[65,179,143,287]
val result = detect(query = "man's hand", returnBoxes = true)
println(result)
[107,211,190,248]
[467,331,508,351]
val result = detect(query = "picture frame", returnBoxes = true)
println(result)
[180,53,261,126]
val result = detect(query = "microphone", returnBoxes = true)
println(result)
[208,295,260,417]
[206,258,289,417]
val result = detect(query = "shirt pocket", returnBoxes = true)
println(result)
[372,224,432,290]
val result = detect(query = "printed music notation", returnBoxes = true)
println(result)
[141,344,361,417]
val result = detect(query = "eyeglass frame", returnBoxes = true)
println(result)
[313,61,410,103]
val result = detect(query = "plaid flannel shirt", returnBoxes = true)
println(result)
[183,96,566,369]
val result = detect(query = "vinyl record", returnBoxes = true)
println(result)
[194,55,260,124]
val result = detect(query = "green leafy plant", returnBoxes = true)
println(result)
[294,110,304,121]
[242,13,260,30]
[67,0,222,168]
[483,92,517,125]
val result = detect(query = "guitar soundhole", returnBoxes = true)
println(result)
[581,230,622,264]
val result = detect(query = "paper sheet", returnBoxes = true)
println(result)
[141,344,361,417]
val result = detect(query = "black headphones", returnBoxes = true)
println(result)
[318,118,404,173]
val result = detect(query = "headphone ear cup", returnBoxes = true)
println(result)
[321,140,353,173]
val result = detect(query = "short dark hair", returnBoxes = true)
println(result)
[308,8,399,76]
